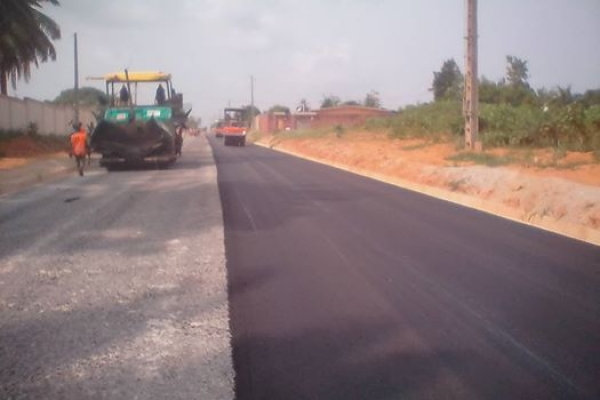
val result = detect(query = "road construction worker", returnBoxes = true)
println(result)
[155,84,166,105]
[70,122,89,176]
[174,123,185,156]
[119,84,130,105]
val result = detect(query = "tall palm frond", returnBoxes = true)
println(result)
[0,0,61,95]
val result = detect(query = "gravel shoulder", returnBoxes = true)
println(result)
[0,135,234,399]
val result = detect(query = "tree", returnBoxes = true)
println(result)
[295,99,310,112]
[268,105,290,114]
[505,55,529,88]
[186,116,201,128]
[53,87,109,106]
[241,105,260,125]
[320,95,340,109]
[243,104,261,117]
[479,76,503,104]
[364,90,381,108]
[581,89,600,107]
[431,59,463,101]
[0,0,62,95]
[342,100,361,106]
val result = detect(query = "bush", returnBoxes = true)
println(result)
[382,102,463,139]
[366,100,600,154]
[585,105,600,154]
[479,104,543,147]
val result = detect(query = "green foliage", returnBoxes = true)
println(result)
[505,55,530,88]
[479,104,543,146]
[238,105,260,126]
[320,92,383,109]
[27,122,39,136]
[432,59,463,102]
[585,105,600,130]
[268,104,290,114]
[366,100,600,154]
[0,0,61,95]
[479,102,600,152]
[480,77,537,106]
[53,87,109,106]
[364,90,381,108]
[446,152,514,167]
[296,99,310,112]
[243,104,261,117]
[381,102,463,139]
[581,89,600,107]
[321,95,341,109]
[539,103,588,150]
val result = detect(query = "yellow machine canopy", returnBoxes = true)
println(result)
[104,71,171,83]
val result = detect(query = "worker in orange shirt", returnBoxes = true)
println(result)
[70,122,89,176]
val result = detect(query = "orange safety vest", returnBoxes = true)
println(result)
[71,130,88,157]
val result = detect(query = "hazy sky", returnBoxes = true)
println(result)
[11,0,600,124]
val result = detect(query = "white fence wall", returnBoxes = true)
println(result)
[0,95,95,136]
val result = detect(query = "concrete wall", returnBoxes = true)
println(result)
[0,95,95,135]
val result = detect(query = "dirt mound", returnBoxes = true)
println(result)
[0,135,67,158]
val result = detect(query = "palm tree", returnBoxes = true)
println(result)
[0,0,61,95]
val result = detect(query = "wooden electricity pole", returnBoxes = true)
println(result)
[464,0,479,150]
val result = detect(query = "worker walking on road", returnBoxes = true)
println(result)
[70,122,89,176]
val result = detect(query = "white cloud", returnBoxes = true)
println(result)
[291,44,352,80]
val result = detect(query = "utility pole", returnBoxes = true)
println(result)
[464,0,479,150]
[73,32,80,124]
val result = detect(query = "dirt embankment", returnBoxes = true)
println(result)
[0,135,68,169]
[257,131,600,245]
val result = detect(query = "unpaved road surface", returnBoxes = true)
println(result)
[0,136,234,399]
[211,136,600,400]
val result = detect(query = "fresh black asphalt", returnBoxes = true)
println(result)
[211,137,600,400]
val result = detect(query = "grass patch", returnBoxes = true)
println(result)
[537,160,589,170]
[401,143,430,151]
[0,129,24,141]
[446,151,514,167]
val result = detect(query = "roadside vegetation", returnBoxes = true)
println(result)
[271,55,600,168]
[367,56,600,161]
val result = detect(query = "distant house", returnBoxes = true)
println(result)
[255,112,293,133]
[255,105,391,134]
